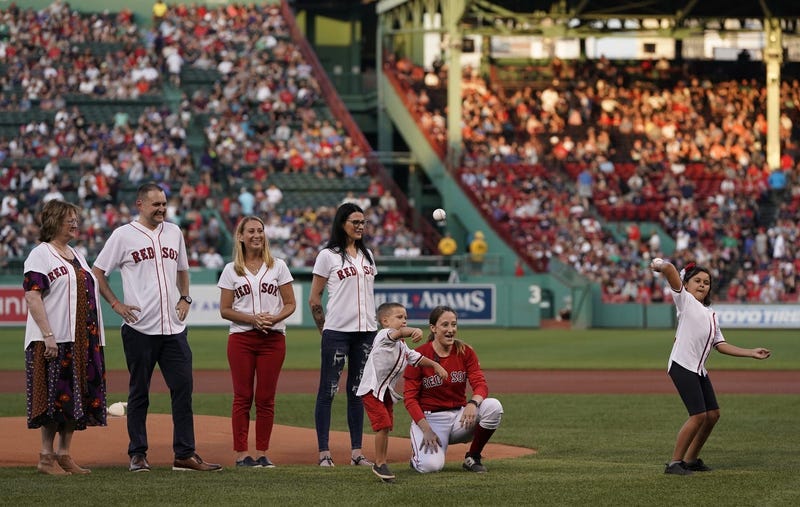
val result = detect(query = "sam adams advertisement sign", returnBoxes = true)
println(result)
[374,284,496,324]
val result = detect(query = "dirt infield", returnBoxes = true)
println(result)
[0,414,534,469]
[1,368,795,469]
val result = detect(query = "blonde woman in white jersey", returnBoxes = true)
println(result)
[309,203,377,467]
[650,259,771,476]
[218,216,296,468]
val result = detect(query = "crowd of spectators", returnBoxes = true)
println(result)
[387,53,800,302]
[6,1,799,304]
[1,1,429,272]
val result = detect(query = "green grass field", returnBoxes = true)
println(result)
[1,327,798,506]
[1,327,798,371]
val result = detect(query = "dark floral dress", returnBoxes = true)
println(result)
[25,257,106,430]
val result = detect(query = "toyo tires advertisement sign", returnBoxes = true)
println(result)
[374,284,496,324]
[715,304,800,328]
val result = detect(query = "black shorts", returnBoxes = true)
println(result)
[668,361,719,416]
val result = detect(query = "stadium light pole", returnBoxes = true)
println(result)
[443,0,467,172]
[764,17,782,171]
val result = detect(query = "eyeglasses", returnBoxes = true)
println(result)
[65,219,80,226]
[347,220,367,227]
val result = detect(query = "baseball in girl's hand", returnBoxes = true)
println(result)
[651,257,664,271]
[432,208,447,221]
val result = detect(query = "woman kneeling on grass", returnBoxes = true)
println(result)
[404,305,503,474]
[650,258,771,476]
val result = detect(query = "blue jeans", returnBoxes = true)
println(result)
[314,330,375,452]
[122,324,195,459]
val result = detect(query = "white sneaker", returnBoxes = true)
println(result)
[351,455,373,466]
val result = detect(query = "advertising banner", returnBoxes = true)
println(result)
[715,304,800,328]
[374,284,496,324]
[0,286,27,325]
[0,285,304,327]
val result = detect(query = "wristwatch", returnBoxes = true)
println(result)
[180,296,193,304]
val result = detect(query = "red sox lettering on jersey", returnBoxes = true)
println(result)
[422,369,466,389]
[336,263,375,280]
[47,265,69,282]
[131,246,179,264]
[232,281,280,300]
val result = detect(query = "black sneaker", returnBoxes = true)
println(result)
[684,458,712,472]
[372,463,396,480]
[236,456,258,468]
[462,453,488,473]
[255,456,275,468]
[664,461,693,475]
[129,454,151,472]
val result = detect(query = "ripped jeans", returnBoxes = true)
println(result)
[314,330,375,452]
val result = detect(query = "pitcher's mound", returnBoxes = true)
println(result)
[0,414,535,468]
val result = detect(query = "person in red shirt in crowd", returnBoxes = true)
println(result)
[404,306,504,474]
[288,150,304,171]
[251,165,268,182]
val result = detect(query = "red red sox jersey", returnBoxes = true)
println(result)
[312,248,377,332]
[403,341,489,423]
[217,258,294,334]
[93,220,189,335]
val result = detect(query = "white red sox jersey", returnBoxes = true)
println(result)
[668,285,725,376]
[356,328,424,401]
[23,243,106,349]
[217,258,294,334]
[93,220,189,336]
[312,248,377,332]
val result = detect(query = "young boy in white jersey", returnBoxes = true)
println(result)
[650,258,771,476]
[356,302,448,482]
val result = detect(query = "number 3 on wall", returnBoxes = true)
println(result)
[528,285,541,305]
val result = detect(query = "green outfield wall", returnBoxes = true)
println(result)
[1,269,679,329]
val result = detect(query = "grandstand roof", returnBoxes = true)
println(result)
[366,0,800,37]
[488,0,800,19]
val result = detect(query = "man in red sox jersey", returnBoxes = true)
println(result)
[93,182,221,473]
[404,306,503,474]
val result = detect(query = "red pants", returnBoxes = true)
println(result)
[227,330,286,452]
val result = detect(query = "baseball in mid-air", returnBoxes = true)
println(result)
[433,208,447,221]
[107,401,127,417]
[651,257,664,270]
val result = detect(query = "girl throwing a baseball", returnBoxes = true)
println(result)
[650,258,771,475]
